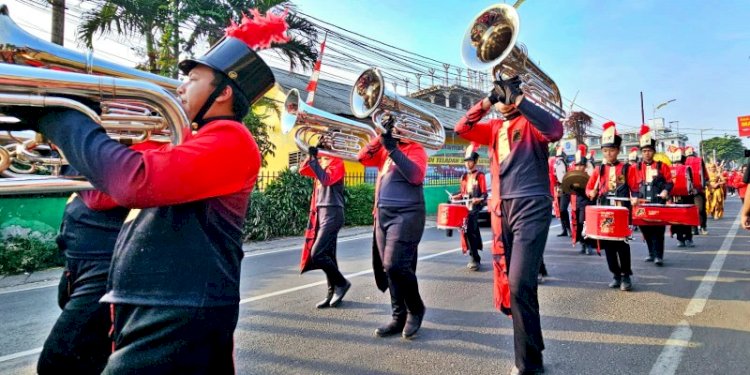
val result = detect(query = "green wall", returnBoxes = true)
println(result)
[0,194,70,230]
[424,184,459,215]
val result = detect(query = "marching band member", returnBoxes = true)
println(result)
[358,114,428,340]
[627,147,639,166]
[635,125,673,266]
[668,146,695,248]
[299,148,351,308]
[587,149,597,175]
[11,11,283,373]
[451,145,488,271]
[455,75,563,374]
[554,146,571,237]
[685,146,709,234]
[706,163,726,220]
[735,165,748,204]
[586,122,640,291]
[37,191,127,374]
[571,145,594,255]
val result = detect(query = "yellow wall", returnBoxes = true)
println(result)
[257,85,365,181]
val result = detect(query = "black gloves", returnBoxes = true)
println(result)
[487,76,523,105]
[308,145,319,158]
[0,106,43,132]
[380,127,398,151]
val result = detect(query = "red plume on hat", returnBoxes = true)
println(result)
[639,124,656,149]
[574,144,587,165]
[226,9,290,50]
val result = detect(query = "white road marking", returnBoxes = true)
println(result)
[649,212,741,375]
[0,347,42,363]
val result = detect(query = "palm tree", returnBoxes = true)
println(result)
[565,111,593,145]
[182,0,318,71]
[77,0,171,74]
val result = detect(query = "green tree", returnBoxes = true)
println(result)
[182,0,318,70]
[701,136,745,163]
[77,0,172,74]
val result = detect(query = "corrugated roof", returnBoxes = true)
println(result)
[271,68,465,130]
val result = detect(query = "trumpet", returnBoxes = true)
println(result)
[461,4,564,119]
[281,88,377,161]
[350,68,445,150]
[0,5,189,194]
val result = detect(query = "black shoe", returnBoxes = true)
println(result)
[608,277,621,288]
[329,280,351,308]
[375,318,406,337]
[579,245,587,254]
[692,228,699,235]
[621,276,632,291]
[402,311,425,340]
[556,232,569,237]
[644,256,654,262]
[677,241,686,248]
[315,295,332,309]
[686,240,695,248]
[654,258,663,266]
[467,260,480,271]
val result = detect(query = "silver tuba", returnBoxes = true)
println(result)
[461,4,565,119]
[350,68,445,150]
[281,88,376,161]
[0,5,189,194]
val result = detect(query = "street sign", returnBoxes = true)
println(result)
[738,115,750,137]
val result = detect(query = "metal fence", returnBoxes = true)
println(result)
[255,171,462,191]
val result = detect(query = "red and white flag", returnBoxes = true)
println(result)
[305,33,327,106]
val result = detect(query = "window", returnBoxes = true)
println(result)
[288,151,305,168]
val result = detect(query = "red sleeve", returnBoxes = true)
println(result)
[400,142,427,185]
[357,136,386,167]
[479,173,488,195]
[321,157,345,186]
[455,101,495,146]
[299,158,315,178]
[660,163,672,180]
[107,121,260,208]
[628,165,641,194]
[586,167,600,196]
[78,140,165,211]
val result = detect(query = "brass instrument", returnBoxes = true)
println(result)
[0,5,189,194]
[281,88,376,161]
[350,68,445,150]
[461,4,564,119]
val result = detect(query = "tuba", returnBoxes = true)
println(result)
[0,5,189,194]
[350,68,445,150]
[461,4,565,119]
[281,88,377,161]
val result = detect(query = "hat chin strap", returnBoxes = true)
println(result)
[192,80,229,129]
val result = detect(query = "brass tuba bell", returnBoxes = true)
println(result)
[461,4,565,119]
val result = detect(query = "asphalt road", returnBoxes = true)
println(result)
[0,200,748,374]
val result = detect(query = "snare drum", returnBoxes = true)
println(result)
[632,204,699,226]
[584,206,631,241]
[437,203,469,230]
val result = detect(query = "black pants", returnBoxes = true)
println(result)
[463,209,483,262]
[310,206,347,288]
[640,225,666,259]
[103,304,239,375]
[574,205,587,244]
[599,240,632,276]
[558,193,571,233]
[376,206,426,321]
[38,258,111,375]
[38,288,111,374]
[673,195,694,242]
[694,192,707,230]
[500,196,550,373]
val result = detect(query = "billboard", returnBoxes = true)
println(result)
[737,115,750,137]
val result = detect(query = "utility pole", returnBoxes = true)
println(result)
[50,0,65,46]
[171,0,180,78]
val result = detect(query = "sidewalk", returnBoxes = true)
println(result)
[0,216,439,291]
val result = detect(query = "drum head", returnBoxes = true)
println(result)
[561,170,590,193]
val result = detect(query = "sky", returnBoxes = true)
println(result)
[4,0,750,147]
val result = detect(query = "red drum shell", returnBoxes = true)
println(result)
[632,204,700,226]
[437,203,469,230]
[584,206,631,241]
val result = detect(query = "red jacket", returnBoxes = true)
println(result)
[586,161,640,201]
